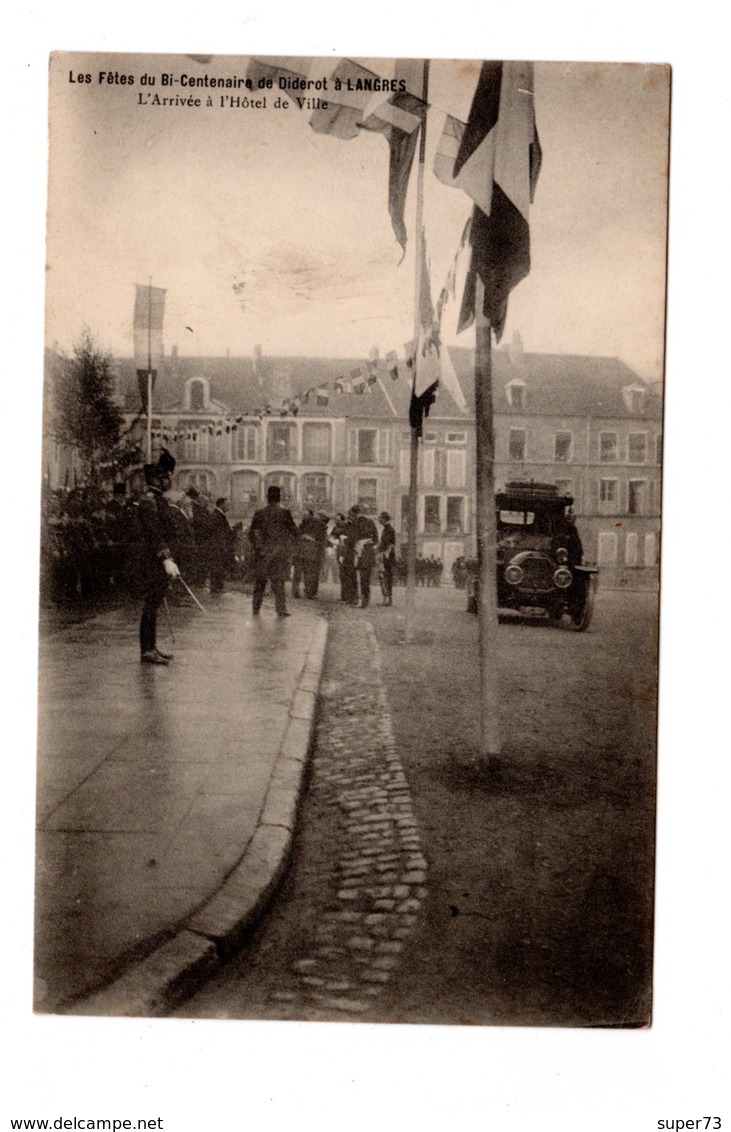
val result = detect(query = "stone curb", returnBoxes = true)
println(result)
[68,615,328,1018]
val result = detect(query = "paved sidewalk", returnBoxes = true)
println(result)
[34,589,327,1017]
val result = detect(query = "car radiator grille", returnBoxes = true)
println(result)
[516,555,554,593]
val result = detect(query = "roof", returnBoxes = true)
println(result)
[113,347,662,422]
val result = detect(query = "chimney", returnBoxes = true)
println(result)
[508,330,524,367]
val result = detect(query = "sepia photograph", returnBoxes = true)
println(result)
[5,0,729,1123]
[36,51,668,1030]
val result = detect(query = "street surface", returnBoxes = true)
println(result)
[177,585,658,1027]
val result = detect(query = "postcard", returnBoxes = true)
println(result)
[37,52,669,1030]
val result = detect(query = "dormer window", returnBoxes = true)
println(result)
[622,384,646,414]
[505,379,527,410]
[185,377,211,411]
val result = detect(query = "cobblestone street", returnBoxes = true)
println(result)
[179,604,428,1021]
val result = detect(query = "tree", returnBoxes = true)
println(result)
[52,328,128,484]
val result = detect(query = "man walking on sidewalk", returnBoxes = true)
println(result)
[248,485,298,618]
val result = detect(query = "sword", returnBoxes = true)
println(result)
[175,574,208,613]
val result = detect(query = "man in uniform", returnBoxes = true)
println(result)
[248,485,298,618]
[137,449,180,664]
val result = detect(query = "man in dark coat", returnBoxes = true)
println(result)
[248,485,298,617]
[377,511,396,606]
[137,450,180,664]
[349,506,379,609]
[331,509,358,606]
[208,497,234,593]
[162,488,196,604]
[186,487,212,586]
[293,509,329,600]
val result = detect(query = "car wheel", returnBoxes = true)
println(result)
[569,575,596,631]
[547,602,564,624]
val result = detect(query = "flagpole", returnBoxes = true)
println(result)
[474,275,502,756]
[404,58,429,645]
[146,276,153,462]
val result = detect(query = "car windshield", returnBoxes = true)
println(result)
[498,509,535,527]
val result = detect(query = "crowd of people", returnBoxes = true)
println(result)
[39,453,403,659]
[39,472,456,629]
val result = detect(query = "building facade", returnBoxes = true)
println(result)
[107,341,662,580]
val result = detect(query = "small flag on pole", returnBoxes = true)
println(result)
[133,284,166,408]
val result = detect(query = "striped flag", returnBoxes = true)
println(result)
[310,58,379,139]
[358,60,426,250]
[434,61,541,340]
[409,232,440,436]
[133,284,165,407]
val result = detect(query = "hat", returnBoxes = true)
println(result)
[379,511,391,522]
[185,486,199,499]
[143,448,176,486]
[348,505,360,516]
[317,511,330,521]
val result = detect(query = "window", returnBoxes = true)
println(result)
[424,495,441,533]
[598,532,618,565]
[183,421,211,463]
[424,431,438,444]
[357,478,377,514]
[301,472,331,507]
[446,496,464,533]
[628,480,646,515]
[554,431,573,462]
[235,424,259,462]
[599,479,618,513]
[506,381,527,409]
[421,447,435,486]
[628,433,647,464]
[446,432,466,444]
[655,435,663,465]
[400,448,411,486]
[302,422,331,464]
[231,470,260,505]
[184,377,211,411]
[600,432,618,463]
[629,389,645,413]
[446,450,466,488]
[509,428,526,461]
[178,469,214,494]
[357,429,377,464]
[189,381,205,411]
[644,533,658,567]
[264,471,295,503]
[267,423,295,462]
[625,532,639,567]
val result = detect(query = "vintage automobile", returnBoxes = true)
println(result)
[466,482,598,630]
